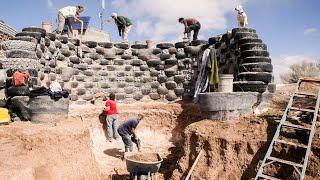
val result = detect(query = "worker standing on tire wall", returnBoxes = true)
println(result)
[110,13,132,43]
[104,93,120,142]
[55,5,85,37]
[178,17,201,41]
[117,114,144,153]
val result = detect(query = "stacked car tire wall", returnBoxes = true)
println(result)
[0,27,274,103]
[209,27,274,93]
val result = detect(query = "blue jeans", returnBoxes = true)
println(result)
[119,133,133,152]
[106,114,119,139]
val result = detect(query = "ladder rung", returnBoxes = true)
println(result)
[275,139,308,148]
[282,122,311,130]
[268,156,303,168]
[300,78,320,83]
[295,92,317,97]
[290,107,315,113]
[259,174,282,180]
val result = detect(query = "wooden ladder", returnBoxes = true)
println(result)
[255,78,320,180]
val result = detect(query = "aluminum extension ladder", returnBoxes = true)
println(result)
[255,78,320,180]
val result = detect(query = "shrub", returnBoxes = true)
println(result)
[280,61,320,83]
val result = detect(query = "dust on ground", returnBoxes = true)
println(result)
[0,84,319,180]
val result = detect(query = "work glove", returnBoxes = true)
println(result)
[131,136,141,151]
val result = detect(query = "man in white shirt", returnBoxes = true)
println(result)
[55,5,85,37]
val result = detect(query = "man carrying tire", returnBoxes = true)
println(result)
[178,17,201,41]
[55,5,85,37]
[110,13,132,43]
[117,114,144,154]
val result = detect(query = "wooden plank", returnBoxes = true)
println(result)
[185,150,203,180]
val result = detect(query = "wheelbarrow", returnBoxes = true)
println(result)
[125,153,163,180]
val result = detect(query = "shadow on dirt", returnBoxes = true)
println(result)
[158,101,203,179]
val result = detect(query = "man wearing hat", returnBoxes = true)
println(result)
[110,13,132,43]
[55,5,85,37]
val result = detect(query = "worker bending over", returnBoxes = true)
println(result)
[55,5,85,37]
[117,114,144,154]
[178,17,201,41]
[111,13,132,43]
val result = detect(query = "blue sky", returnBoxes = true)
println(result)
[0,0,319,81]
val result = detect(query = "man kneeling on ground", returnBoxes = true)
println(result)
[117,114,144,154]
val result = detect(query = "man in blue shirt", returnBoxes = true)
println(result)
[117,114,144,153]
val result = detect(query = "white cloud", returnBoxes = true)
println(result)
[272,55,318,83]
[111,0,245,42]
[304,28,317,36]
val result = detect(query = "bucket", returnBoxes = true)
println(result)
[218,74,234,92]
[146,40,153,49]
[42,21,51,33]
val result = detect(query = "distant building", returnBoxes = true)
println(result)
[0,20,17,42]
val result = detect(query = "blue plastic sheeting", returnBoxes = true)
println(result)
[65,16,90,30]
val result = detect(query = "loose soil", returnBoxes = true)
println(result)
[0,84,319,179]
[127,153,161,162]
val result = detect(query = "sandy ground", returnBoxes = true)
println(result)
[0,83,319,179]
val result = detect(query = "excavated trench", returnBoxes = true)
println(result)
[0,88,319,180]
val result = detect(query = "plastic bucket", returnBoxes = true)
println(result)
[218,74,234,92]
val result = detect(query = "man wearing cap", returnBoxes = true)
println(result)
[55,5,85,37]
[110,13,132,43]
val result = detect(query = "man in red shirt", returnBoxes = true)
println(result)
[104,92,119,142]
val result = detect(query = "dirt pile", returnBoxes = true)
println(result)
[127,153,161,162]
[170,84,320,180]
[0,120,104,180]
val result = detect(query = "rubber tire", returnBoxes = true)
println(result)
[235,32,258,40]
[7,86,30,97]
[16,32,41,42]
[114,43,130,49]
[242,57,272,64]
[57,36,68,44]
[190,40,208,46]
[241,50,269,59]
[83,41,97,48]
[149,93,160,100]
[165,58,178,65]
[233,81,267,93]
[131,44,147,49]
[240,43,267,51]
[239,63,273,73]
[46,33,56,41]
[237,72,273,84]
[147,59,162,66]
[232,28,256,36]
[98,42,113,48]
[175,42,189,48]
[6,49,37,59]
[238,38,263,45]
[160,53,171,60]
[152,48,162,55]
[157,43,174,49]
[22,27,46,37]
